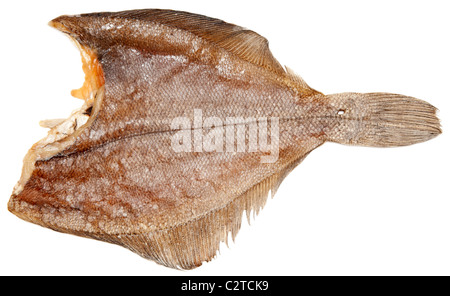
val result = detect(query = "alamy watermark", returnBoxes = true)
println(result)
[170,109,279,163]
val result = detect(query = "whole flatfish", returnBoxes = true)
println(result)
[8,9,441,269]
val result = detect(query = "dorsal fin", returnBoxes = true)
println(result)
[96,9,287,75]
[284,66,322,96]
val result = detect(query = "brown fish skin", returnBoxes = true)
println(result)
[8,9,441,269]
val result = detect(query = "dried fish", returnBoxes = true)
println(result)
[8,9,441,269]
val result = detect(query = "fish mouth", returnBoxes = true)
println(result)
[10,21,105,197]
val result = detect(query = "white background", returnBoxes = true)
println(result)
[1,0,449,276]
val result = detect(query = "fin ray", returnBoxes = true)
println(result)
[284,66,322,97]
[92,9,286,75]
[84,154,311,269]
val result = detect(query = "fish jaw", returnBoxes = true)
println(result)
[9,20,105,199]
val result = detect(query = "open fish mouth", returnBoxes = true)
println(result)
[12,22,105,197]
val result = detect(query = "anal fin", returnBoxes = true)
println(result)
[92,155,311,269]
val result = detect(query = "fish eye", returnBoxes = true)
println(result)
[337,109,345,115]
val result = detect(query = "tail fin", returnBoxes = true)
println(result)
[325,92,441,147]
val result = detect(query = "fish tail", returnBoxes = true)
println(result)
[325,92,441,147]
